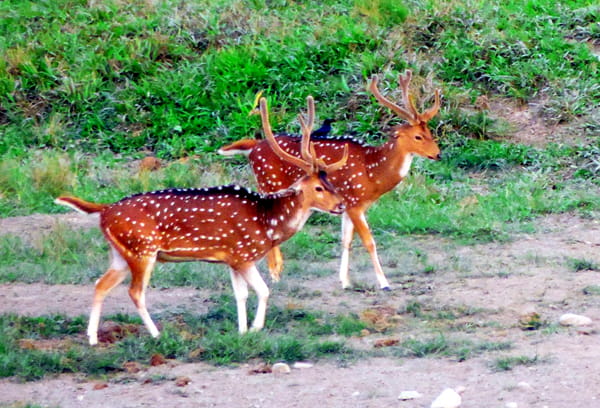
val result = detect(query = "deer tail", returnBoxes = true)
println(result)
[54,196,107,214]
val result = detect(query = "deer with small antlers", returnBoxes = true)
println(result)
[55,96,348,345]
[219,71,441,290]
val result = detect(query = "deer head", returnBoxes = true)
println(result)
[369,70,441,160]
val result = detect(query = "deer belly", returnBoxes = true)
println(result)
[157,248,228,263]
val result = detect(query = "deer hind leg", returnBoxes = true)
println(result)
[229,268,249,333]
[88,245,129,345]
[127,254,160,339]
[266,246,283,281]
[347,209,391,290]
[339,212,354,289]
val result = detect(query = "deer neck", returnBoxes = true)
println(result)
[368,138,414,186]
[260,187,311,245]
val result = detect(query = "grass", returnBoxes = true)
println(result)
[491,354,548,372]
[1,0,598,158]
[391,333,512,362]
[0,296,366,381]
[566,257,600,272]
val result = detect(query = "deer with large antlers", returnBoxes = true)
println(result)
[219,71,441,290]
[55,96,347,345]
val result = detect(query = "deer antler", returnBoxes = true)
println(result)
[369,73,418,125]
[259,97,314,174]
[259,96,348,174]
[368,70,441,125]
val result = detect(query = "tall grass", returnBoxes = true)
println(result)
[1,0,597,158]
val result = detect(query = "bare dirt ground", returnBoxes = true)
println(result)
[0,210,599,408]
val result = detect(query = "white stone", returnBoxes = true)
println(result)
[293,362,313,369]
[506,403,518,408]
[430,388,462,408]
[559,313,592,326]
[398,390,423,400]
[271,362,291,374]
[517,381,533,391]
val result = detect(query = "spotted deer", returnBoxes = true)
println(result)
[219,71,441,290]
[55,96,348,345]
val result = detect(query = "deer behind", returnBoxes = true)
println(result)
[219,71,441,289]
[56,96,347,345]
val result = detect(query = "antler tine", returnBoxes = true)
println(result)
[321,143,349,173]
[298,96,316,165]
[368,74,418,124]
[259,97,312,174]
[300,96,348,173]
[397,70,420,121]
[419,88,441,122]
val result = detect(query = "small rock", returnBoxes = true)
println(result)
[559,313,592,327]
[517,381,533,391]
[175,376,191,387]
[122,361,142,374]
[374,338,400,348]
[431,388,462,408]
[93,382,108,390]
[398,390,423,400]
[139,156,161,172]
[150,353,167,366]
[577,327,596,335]
[293,362,313,369]
[518,312,543,330]
[271,362,291,374]
[248,363,272,375]
[505,403,518,408]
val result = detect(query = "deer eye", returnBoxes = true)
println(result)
[415,135,423,141]
[315,186,324,192]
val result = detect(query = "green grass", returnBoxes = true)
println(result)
[491,354,548,372]
[583,285,600,296]
[0,296,366,381]
[1,0,597,158]
[567,257,600,272]
[368,168,599,243]
[391,333,512,362]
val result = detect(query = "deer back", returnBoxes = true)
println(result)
[99,186,287,267]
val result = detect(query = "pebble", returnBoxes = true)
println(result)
[398,390,423,400]
[293,362,313,369]
[271,362,291,374]
[430,388,463,408]
[559,313,592,326]
[517,381,533,391]
[506,403,518,408]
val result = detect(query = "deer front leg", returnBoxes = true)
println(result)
[347,209,391,290]
[339,212,354,289]
[230,269,249,333]
[243,265,270,332]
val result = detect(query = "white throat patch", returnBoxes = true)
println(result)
[399,153,414,178]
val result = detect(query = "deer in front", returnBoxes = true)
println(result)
[219,71,441,290]
[56,96,347,345]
